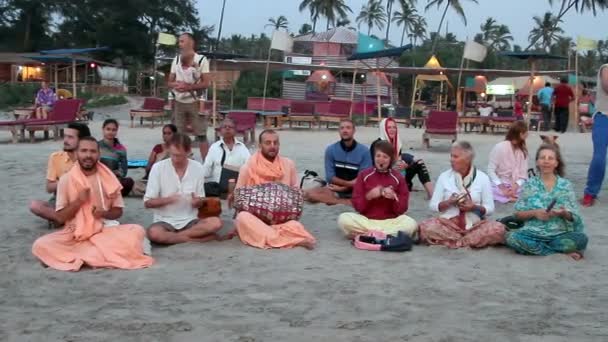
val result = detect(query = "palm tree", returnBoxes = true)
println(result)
[318,0,353,30]
[299,23,313,35]
[392,1,420,46]
[478,18,513,51]
[526,0,607,50]
[425,0,479,53]
[410,16,427,46]
[298,0,322,33]
[356,0,387,35]
[336,17,351,27]
[266,16,289,31]
[597,39,608,62]
[528,12,564,52]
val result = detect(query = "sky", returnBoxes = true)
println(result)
[197,0,607,47]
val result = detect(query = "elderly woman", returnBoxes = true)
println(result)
[419,141,506,248]
[338,141,417,238]
[370,118,434,198]
[34,81,57,119]
[487,121,529,203]
[506,144,588,260]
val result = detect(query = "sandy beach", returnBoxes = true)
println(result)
[1,99,607,341]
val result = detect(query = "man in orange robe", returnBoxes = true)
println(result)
[32,137,154,271]
[228,130,316,249]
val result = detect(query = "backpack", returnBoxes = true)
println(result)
[353,231,413,252]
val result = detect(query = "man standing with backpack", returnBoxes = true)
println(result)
[168,33,211,160]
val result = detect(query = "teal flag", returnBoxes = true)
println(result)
[356,33,385,53]
[465,77,475,88]
[568,74,577,85]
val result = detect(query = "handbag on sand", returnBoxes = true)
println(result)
[353,231,413,252]
[198,198,222,219]
[233,182,303,225]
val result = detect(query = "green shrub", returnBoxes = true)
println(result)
[86,95,128,108]
[0,83,38,109]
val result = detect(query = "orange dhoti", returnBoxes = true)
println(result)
[33,224,153,271]
[235,212,316,249]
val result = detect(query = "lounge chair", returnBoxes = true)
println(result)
[215,111,256,144]
[422,110,458,148]
[318,98,351,129]
[488,110,517,133]
[23,99,82,142]
[130,97,167,128]
[288,101,317,128]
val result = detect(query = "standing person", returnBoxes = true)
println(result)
[144,134,222,245]
[29,123,91,224]
[337,141,417,239]
[98,119,134,197]
[34,80,57,119]
[168,32,211,161]
[537,82,554,131]
[552,78,574,133]
[370,118,434,198]
[31,137,154,271]
[304,119,372,206]
[487,121,529,203]
[506,144,588,260]
[583,64,608,207]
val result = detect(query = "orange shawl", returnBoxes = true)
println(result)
[236,152,297,188]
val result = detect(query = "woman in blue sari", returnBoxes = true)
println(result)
[506,144,588,260]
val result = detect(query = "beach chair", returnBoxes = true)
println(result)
[23,99,82,142]
[215,111,256,144]
[422,110,458,148]
[319,98,350,129]
[287,101,317,128]
[130,97,166,128]
[488,110,517,133]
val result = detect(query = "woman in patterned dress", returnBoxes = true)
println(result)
[506,144,588,260]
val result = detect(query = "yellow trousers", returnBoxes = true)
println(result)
[337,212,418,238]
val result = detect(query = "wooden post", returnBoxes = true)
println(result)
[349,63,358,118]
[72,58,77,98]
[375,60,381,122]
[526,59,535,124]
[573,50,579,132]
[261,45,272,112]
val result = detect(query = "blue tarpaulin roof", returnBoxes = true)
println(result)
[39,47,110,55]
[23,55,93,64]
[347,45,412,61]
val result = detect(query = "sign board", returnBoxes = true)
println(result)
[486,84,515,95]
[284,56,312,76]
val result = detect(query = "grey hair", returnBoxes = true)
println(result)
[451,140,475,160]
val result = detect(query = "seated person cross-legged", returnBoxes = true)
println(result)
[506,144,588,260]
[226,130,316,250]
[202,118,251,198]
[98,119,135,197]
[337,141,417,239]
[305,119,372,206]
[144,133,222,245]
[31,137,154,271]
[419,141,506,249]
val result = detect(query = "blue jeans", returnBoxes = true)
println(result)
[585,113,608,197]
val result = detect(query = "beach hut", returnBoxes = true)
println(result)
[410,55,452,113]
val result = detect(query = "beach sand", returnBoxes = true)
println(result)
[1,100,607,341]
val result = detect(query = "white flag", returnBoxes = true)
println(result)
[271,30,293,52]
[463,40,487,62]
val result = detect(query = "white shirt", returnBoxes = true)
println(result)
[478,106,493,117]
[144,159,205,229]
[169,53,209,104]
[202,138,251,183]
[429,168,495,229]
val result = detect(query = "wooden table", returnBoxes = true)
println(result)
[13,107,35,120]
[458,116,490,133]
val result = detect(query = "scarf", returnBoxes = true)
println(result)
[64,162,123,241]
[245,152,285,185]
[454,166,480,230]
[595,64,608,115]
[379,118,402,159]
